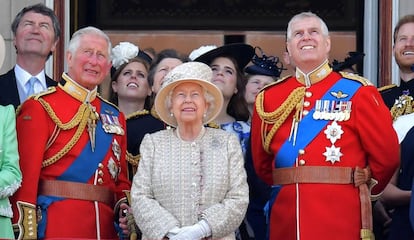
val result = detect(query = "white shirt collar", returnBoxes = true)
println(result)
[14,64,47,89]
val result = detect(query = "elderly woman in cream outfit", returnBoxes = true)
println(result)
[131,62,248,240]
[0,34,22,239]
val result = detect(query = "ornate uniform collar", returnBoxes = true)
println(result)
[60,73,98,103]
[296,60,332,87]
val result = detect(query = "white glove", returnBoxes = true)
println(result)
[166,226,181,239]
[169,220,211,240]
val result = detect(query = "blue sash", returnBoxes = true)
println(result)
[264,78,361,239]
[37,102,119,238]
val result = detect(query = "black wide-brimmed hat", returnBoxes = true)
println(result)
[193,43,254,70]
[245,47,286,78]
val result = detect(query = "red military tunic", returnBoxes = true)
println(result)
[250,62,399,240]
[11,73,131,239]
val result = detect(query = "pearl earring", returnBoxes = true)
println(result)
[170,112,174,117]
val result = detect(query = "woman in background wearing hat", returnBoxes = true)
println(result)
[243,48,286,240]
[109,42,165,181]
[0,34,23,239]
[244,47,285,119]
[130,61,248,239]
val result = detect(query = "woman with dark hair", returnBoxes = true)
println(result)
[192,43,254,155]
[147,49,188,110]
[110,42,165,180]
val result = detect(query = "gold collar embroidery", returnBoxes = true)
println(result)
[296,60,332,87]
[60,73,98,103]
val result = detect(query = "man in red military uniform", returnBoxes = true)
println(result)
[11,26,131,239]
[250,12,399,240]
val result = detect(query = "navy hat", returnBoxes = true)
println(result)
[245,47,286,78]
[193,43,254,70]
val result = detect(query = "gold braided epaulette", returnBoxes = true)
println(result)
[32,86,57,100]
[340,72,372,86]
[378,84,397,92]
[126,109,150,120]
[126,151,140,166]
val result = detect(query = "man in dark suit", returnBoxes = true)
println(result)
[0,3,60,109]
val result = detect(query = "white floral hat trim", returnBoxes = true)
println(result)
[111,42,139,69]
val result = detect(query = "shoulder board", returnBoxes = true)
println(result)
[97,95,120,111]
[260,75,292,92]
[378,84,397,92]
[339,71,372,86]
[126,109,150,120]
[33,87,57,100]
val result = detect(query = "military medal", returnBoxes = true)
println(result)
[101,114,125,135]
[321,100,330,120]
[313,100,322,120]
[112,139,121,161]
[323,121,344,164]
[324,121,343,144]
[323,145,343,164]
[107,157,120,182]
[344,101,352,121]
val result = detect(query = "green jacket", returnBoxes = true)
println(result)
[0,104,22,218]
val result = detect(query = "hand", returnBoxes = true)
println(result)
[373,200,392,237]
[169,220,210,240]
[118,203,132,236]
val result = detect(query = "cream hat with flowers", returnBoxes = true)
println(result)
[154,62,223,127]
[0,34,5,69]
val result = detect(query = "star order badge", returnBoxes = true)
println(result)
[323,145,343,164]
[112,139,121,161]
[324,121,344,144]
[107,157,120,181]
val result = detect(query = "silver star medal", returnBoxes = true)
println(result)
[112,139,121,161]
[323,121,343,144]
[323,121,344,164]
[323,145,343,164]
[107,157,119,181]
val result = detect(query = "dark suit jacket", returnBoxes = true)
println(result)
[0,68,58,109]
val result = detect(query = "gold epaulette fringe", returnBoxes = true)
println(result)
[340,72,372,86]
[126,109,150,120]
[126,151,140,166]
[378,84,397,92]
[256,86,306,153]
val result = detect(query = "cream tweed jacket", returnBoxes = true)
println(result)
[131,127,249,240]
